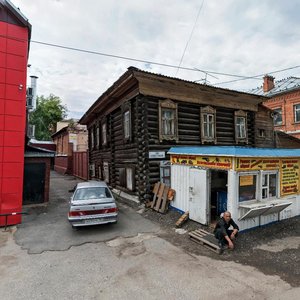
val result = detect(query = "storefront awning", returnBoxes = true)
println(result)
[239,201,292,221]
[168,146,300,158]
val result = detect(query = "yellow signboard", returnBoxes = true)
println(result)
[236,158,280,171]
[171,155,232,170]
[280,159,300,196]
[239,175,254,186]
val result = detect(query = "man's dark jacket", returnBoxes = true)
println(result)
[214,217,239,237]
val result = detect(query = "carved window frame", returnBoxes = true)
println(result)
[235,110,248,143]
[101,117,108,146]
[159,99,178,142]
[122,102,132,142]
[200,106,216,144]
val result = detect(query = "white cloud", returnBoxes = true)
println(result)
[12,0,300,118]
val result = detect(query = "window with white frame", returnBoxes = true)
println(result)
[102,122,107,145]
[273,108,282,126]
[159,99,178,141]
[200,106,216,143]
[238,171,278,202]
[235,110,247,143]
[98,165,102,180]
[261,172,277,199]
[160,161,171,186]
[124,110,130,139]
[294,104,300,123]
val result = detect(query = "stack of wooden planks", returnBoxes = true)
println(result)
[148,182,175,213]
[189,229,222,254]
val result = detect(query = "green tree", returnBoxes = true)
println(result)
[29,94,68,140]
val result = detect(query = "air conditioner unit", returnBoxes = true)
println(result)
[26,87,33,108]
[27,124,35,138]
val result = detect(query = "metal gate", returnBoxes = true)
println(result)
[23,163,45,204]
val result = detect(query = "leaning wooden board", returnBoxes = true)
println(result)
[189,229,222,254]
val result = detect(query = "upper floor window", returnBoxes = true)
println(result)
[159,99,178,141]
[102,121,107,145]
[200,106,216,143]
[122,102,132,142]
[294,104,300,123]
[235,110,247,143]
[273,108,282,126]
[96,126,100,148]
[90,127,95,149]
[124,111,130,139]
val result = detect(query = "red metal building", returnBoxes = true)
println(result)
[0,0,31,226]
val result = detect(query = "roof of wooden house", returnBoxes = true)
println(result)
[80,67,268,125]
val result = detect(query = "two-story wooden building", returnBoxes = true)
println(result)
[80,67,275,205]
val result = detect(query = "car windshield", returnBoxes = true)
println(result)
[73,187,112,200]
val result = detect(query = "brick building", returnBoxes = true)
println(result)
[52,121,88,174]
[251,75,300,139]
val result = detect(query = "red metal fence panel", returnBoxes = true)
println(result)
[73,151,88,180]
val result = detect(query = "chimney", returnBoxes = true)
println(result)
[263,75,275,92]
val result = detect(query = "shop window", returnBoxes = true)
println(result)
[294,104,300,123]
[238,171,278,202]
[273,108,282,126]
[160,161,171,186]
[200,106,216,143]
[261,172,277,199]
[102,121,107,145]
[159,99,178,141]
[103,162,109,183]
[239,174,257,202]
[235,110,247,143]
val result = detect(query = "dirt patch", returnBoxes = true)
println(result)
[142,207,300,287]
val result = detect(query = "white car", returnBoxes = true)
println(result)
[68,181,118,227]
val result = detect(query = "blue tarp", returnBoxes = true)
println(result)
[168,146,300,158]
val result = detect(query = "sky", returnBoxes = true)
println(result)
[12,0,300,119]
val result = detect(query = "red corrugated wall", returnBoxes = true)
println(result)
[73,151,88,180]
[0,20,28,226]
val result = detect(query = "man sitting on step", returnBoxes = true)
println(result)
[214,211,239,251]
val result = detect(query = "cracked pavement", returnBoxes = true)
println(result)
[1,171,299,299]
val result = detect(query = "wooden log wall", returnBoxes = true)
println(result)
[88,93,268,203]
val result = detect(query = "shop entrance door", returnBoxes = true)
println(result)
[189,168,208,225]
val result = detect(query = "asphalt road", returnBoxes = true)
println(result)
[0,171,299,299]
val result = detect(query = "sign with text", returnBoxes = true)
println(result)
[171,155,232,170]
[280,159,300,196]
[236,158,280,171]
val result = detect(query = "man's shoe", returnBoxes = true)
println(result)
[218,242,224,254]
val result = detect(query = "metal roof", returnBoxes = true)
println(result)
[168,146,300,158]
[250,77,300,97]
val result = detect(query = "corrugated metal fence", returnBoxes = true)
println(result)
[73,151,88,180]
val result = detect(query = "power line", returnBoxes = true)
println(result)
[175,0,205,76]
[0,33,298,82]
[214,65,300,86]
